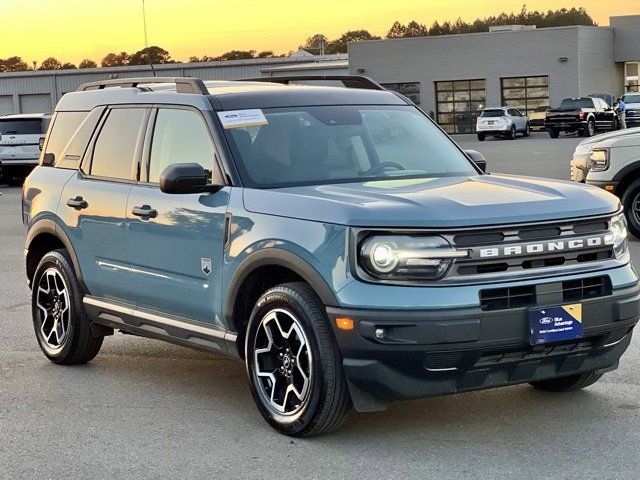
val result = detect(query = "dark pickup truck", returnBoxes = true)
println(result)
[545,97,619,138]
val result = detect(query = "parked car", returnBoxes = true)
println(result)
[545,97,618,138]
[589,93,616,107]
[476,107,530,140]
[23,76,638,436]
[620,92,640,128]
[0,113,51,186]
[571,126,640,236]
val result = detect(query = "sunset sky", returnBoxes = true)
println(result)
[2,0,638,65]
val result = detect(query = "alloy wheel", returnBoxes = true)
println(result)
[253,308,313,416]
[35,268,71,351]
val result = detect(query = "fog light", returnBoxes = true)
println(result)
[375,328,386,340]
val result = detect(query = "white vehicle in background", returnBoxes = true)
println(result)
[621,92,640,128]
[570,127,640,236]
[476,107,530,141]
[0,113,51,186]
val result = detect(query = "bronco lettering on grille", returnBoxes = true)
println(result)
[477,235,613,259]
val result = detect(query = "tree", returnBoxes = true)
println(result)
[326,30,381,54]
[60,62,77,69]
[256,50,274,58]
[128,46,173,66]
[387,21,428,38]
[101,52,129,67]
[219,50,256,60]
[302,34,328,55]
[0,56,29,72]
[78,59,98,69]
[39,57,62,70]
[386,21,407,38]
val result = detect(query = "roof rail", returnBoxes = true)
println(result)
[76,77,209,94]
[243,75,386,91]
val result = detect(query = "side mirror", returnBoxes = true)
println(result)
[159,163,222,194]
[464,149,487,173]
[41,153,55,166]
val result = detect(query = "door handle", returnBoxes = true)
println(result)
[66,196,88,210]
[131,205,158,218]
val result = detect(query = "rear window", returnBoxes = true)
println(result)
[560,98,594,109]
[480,109,505,117]
[0,119,43,135]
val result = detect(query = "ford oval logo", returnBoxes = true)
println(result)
[539,317,554,325]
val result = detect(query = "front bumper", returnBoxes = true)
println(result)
[328,278,639,411]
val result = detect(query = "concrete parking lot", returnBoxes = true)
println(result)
[2,134,640,479]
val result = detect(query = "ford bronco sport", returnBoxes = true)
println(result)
[23,76,639,436]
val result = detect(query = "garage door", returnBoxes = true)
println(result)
[0,96,13,116]
[436,79,487,134]
[19,94,52,114]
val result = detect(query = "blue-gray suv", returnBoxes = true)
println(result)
[22,76,640,436]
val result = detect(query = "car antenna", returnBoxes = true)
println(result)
[141,0,157,77]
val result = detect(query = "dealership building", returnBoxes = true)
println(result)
[349,14,640,133]
[1,14,639,134]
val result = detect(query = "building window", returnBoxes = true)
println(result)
[435,79,486,134]
[625,63,639,93]
[381,82,421,105]
[501,76,549,127]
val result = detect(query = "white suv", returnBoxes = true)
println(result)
[0,113,51,186]
[570,127,640,236]
[476,107,530,141]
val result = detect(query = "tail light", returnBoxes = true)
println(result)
[501,115,508,121]
[38,136,45,151]
[21,183,26,225]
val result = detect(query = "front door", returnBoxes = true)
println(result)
[125,107,229,326]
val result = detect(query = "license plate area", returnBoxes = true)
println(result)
[529,303,583,345]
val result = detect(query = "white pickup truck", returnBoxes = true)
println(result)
[0,113,51,186]
[571,126,640,236]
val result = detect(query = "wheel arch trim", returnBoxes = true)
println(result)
[225,248,339,329]
[25,218,88,293]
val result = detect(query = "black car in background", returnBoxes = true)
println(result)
[545,97,619,138]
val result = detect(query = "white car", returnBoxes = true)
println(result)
[476,107,530,141]
[570,126,640,236]
[621,92,640,128]
[0,113,51,186]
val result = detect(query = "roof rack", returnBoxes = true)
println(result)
[243,75,385,91]
[76,77,209,94]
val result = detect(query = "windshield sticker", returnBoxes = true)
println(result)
[218,109,268,129]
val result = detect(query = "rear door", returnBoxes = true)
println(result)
[125,106,230,325]
[58,106,149,301]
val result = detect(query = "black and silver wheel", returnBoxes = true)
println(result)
[622,179,640,238]
[245,282,351,436]
[508,125,517,140]
[32,250,103,364]
[583,119,595,137]
[523,123,531,137]
[548,127,560,138]
[529,371,603,392]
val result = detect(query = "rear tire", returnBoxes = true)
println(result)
[583,119,596,137]
[548,127,560,139]
[508,125,516,140]
[31,250,103,365]
[245,282,351,436]
[523,123,531,137]
[529,371,603,392]
[477,133,485,141]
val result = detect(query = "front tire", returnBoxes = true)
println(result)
[622,179,640,238]
[32,250,103,364]
[245,282,351,436]
[529,371,603,392]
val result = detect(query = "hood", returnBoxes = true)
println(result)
[577,126,640,148]
[625,102,640,110]
[243,174,620,228]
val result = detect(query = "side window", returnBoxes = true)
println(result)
[148,108,215,183]
[90,108,146,179]
[43,111,88,166]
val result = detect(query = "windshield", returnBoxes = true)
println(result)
[560,98,594,109]
[0,119,43,135]
[622,94,640,104]
[223,105,477,188]
[480,109,505,117]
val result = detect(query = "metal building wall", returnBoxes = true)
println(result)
[0,55,348,114]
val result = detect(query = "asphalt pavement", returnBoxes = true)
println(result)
[2,133,640,479]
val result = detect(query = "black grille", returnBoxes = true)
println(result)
[479,276,611,311]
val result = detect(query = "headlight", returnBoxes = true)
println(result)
[605,213,629,261]
[590,148,610,171]
[359,235,469,281]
